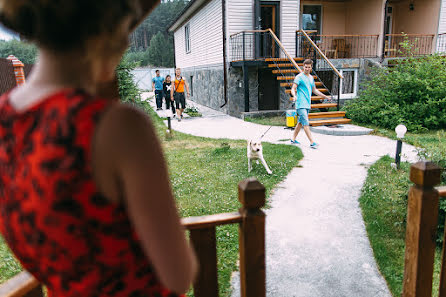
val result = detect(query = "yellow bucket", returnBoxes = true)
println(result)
[286,110,297,127]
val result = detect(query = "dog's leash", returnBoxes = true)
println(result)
[259,126,273,140]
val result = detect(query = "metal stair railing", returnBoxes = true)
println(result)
[296,30,344,110]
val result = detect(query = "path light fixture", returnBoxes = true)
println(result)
[395,124,407,169]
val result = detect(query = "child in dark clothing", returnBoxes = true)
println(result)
[163,75,175,115]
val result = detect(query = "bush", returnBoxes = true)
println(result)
[116,59,141,103]
[344,44,446,131]
[123,50,150,67]
[0,40,38,64]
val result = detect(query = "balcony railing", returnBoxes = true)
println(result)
[437,33,446,53]
[296,33,379,59]
[230,30,281,61]
[384,34,435,57]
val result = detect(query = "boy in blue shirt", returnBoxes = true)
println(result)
[152,70,164,110]
[290,59,329,149]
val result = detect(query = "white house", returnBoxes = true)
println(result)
[0,24,19,41]
[169,0,446,118]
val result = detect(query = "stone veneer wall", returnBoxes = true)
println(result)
[227,66,259,117]
[181,64,228,113]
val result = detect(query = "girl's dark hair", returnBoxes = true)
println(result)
[0,0,154,51]
[166,75,171,78]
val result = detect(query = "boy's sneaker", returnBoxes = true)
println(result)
[310,142,318,149]
[290,139,300,145]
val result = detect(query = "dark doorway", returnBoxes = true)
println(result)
[259,2,280,58]
[258,68,279,110]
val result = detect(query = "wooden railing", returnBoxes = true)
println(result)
[402,162,445,297]
[0,178,266,297]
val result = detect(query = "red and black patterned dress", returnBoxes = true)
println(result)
[0,89,180,297]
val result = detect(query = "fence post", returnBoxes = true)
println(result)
[238,178,265,297]
[402,162,442,297]
[243,32,246,61]
[190,227,219,297]
[7,55,25,86]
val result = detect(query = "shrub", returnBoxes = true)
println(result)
[116,59,141,103]
[344,45,446,131]
[0,40,37,64]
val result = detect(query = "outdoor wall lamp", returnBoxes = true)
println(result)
[394,124,407,169]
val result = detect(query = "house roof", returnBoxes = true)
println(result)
[168,0,212,32]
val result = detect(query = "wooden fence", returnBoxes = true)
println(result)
[402,161,446,297]
[0,178,266,297]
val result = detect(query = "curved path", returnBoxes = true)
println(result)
[145,94,419,297]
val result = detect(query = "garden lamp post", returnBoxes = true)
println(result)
[395,124,407,169]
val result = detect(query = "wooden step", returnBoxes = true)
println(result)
[285,88,329,94]
[277,75,317,81]
[268,63,303,68]
[308,111,345,119]
[311,103,338,109]
[265,57,304,62]
[309,118,352,127]
[280,82,323,88]
[288,96,331,102]
[272,69,300,74]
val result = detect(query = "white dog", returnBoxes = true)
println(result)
[247,139,272,175]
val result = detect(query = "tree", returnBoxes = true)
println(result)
[147,32,174,67]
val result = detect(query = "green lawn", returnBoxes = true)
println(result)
[359,128,445,297]
[0,100,303,297]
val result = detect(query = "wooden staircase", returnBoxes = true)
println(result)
[265,57,351,127]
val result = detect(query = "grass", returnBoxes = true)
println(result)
[359,127,445,297]
[0,99,303,297]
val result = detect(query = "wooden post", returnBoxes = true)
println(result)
[238,178,266,297]
[402,162,442,297]
[7,55,25,86]
[190,227,219,297]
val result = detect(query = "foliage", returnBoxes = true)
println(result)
[184,106,201,117]
[147,32,174,67]
[128,0,187,67]
[344,39,446,131]
[116,59,141,103]
[130,0,187,51]
[122,50,149,67]
[0,39,38,64]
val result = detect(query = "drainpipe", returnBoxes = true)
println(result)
[380,0,389,62]
[220,0,228,108]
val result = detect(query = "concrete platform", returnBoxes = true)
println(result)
[311,124,373,136]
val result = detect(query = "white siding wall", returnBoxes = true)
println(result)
[439,0,446,34]
[281,0,299,56]
[226,0,299,59]
[438,0,446,52]
[174,0,223,69]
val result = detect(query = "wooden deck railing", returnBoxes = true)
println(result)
[0,178,266,297]
[402,162,445,297]
[385,34,435,58]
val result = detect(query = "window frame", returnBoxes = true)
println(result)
[185,23,191,53]
[339,69,358,99]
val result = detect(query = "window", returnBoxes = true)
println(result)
[302,5,322,39]
[330,69,358,99]
[185,23,191,53]
[190,76,193,96]
[340,69,358,99]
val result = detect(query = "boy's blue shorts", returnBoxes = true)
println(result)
[297,108,310,126]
